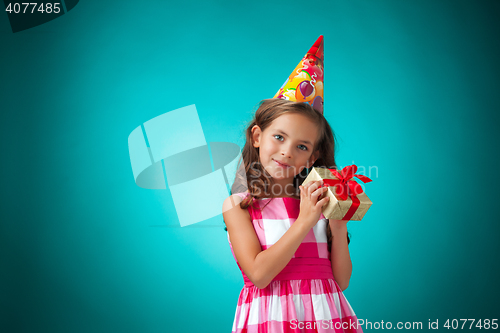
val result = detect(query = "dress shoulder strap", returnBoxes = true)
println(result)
[233,192,249,200]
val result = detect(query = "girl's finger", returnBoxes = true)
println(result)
[301,182,312,196]
[310,189,321,200]
[317,196,330,207]
[307,181,321,194]
[311,186,328,198]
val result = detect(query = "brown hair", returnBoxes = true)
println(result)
[228,98,350,247]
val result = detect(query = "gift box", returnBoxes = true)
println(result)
[303,165,373,220]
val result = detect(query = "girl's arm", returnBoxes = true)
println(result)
[223,194,316,289]
[223,182,328,289]
[328,219,352,291]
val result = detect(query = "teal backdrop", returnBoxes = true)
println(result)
[1,0,499,332]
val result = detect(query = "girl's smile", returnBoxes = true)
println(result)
[273,159,290,168]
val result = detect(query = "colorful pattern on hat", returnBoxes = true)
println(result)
[274,35,324,114]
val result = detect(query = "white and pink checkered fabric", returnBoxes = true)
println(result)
[227,192,363,333]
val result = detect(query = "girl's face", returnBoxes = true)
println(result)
[251,113,320,188]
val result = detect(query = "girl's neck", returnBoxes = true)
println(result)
[261,182,299,198]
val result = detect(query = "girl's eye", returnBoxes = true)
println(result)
[274,135,308,151]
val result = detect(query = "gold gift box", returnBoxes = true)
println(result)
[303,167,372,221]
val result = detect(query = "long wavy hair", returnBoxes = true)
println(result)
[227,98,350,247]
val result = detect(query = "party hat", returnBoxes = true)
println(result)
[274,35,324,114]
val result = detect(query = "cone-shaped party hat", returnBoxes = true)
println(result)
[274,35,324,114]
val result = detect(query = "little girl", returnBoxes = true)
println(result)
[223,98,363,333]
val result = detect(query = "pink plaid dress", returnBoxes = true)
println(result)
[228,192,363,333]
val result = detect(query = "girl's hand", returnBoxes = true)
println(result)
[328,218,349,232]
[298,180,330,228]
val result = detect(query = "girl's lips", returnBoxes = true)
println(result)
[273,159,290,168]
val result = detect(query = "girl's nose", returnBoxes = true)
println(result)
[281,145,293,158]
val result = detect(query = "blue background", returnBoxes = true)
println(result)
[1,0,499,332]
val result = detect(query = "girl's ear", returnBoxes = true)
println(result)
[251,125,262,148]
[307,150,320,168]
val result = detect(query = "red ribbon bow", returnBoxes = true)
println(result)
[322,165,372,201]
